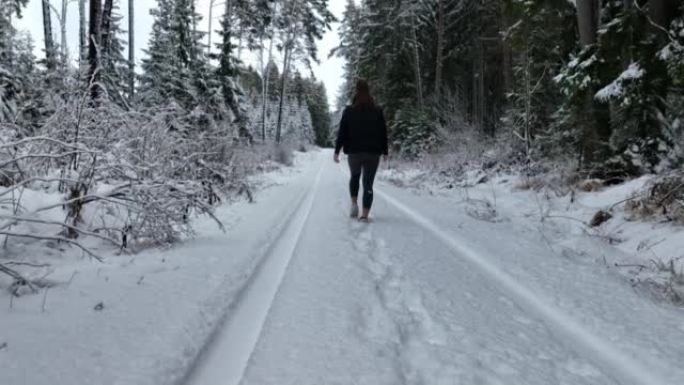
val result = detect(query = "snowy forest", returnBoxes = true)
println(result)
[335,0,684,176]
[0,0,683,274]
[0,0,333,260]
[2,1,684,384]
[2,0,683,260]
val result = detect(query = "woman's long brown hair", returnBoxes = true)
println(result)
[352,79,375,108]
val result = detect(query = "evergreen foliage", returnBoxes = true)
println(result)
[101,1,130,105]
[334,0,684,176]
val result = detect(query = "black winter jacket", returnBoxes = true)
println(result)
[335,105,389,156]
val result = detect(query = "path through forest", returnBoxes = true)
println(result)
[184,149,684,385]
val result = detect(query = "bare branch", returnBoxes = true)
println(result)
[0,215,122,247]
[0,232,103,261]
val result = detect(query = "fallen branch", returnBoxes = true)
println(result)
[4,261,51,268]
[0,215,122,247]
[545,215,590,227]
[609,192,648,211]
[657,182,684,207]
[0,135,92,151]
[0,177,83,198]
[30,184,132,214]
[0,263,37,293]
[0,151,96,169]
[0,232,103,261]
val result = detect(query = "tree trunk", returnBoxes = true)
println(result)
[576,0,609,168]
[41,0,56,70]
[275,47,292,144]
[101,0,114,60]
[128,0,135,99]
[261,37,275,141]
[88,0,103,101]
[471,37,484,131]
[649,0,677,30]
[260,3,278,141]
[237,24,245,62]
[523,41,531,159]
[79,0,87,68]
[501,0,513,93]
[275,0,300,144]
[59,0,68,66]
[410,12,423,109]
[208,0,215,55]
[576,0,599,46]
[434,0,444,99]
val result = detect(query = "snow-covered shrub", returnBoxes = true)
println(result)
[390,107,439,160]
[271,144,294,166]
[0,96,268,257]
[625,172,684,224]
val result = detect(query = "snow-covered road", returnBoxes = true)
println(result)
[3,149,683,385]
[185,150,684,385]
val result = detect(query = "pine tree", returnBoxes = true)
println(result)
[503,0,577,159]
[305,80,332,147]
[101,0,130,105]
[88,0,103,101]
[140,0,210,110]
[554,1,682,174]
[139,0,174,104]
[1,0,30,122]
[330,0,362,108]
[216,0,251,140]
[127,0,134,99]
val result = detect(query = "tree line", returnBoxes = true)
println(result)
[0,0,334,146]
[334,0,684,177]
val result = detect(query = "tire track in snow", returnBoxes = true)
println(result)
[184,162,325,385]
[377,188,669,385]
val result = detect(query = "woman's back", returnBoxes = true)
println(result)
[336,105,388,155]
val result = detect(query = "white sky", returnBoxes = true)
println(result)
[13,0,347,109]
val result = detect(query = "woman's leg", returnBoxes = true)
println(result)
[360,155,381,217]
[348,155,362,205]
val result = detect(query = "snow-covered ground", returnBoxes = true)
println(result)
[379,165,684,305]
[2,149,684,385]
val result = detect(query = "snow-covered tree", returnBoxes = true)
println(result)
[101,0,130,105]
[273,0,335,143]
[139,0,213,112]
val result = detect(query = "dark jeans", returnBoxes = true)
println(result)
[348,153,380,209]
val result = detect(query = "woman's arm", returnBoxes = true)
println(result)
[335,107,349,155]
[379,108,389,156]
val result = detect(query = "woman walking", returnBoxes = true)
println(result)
[334,79,389,222]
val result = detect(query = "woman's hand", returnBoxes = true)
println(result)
[334,153,340,163]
